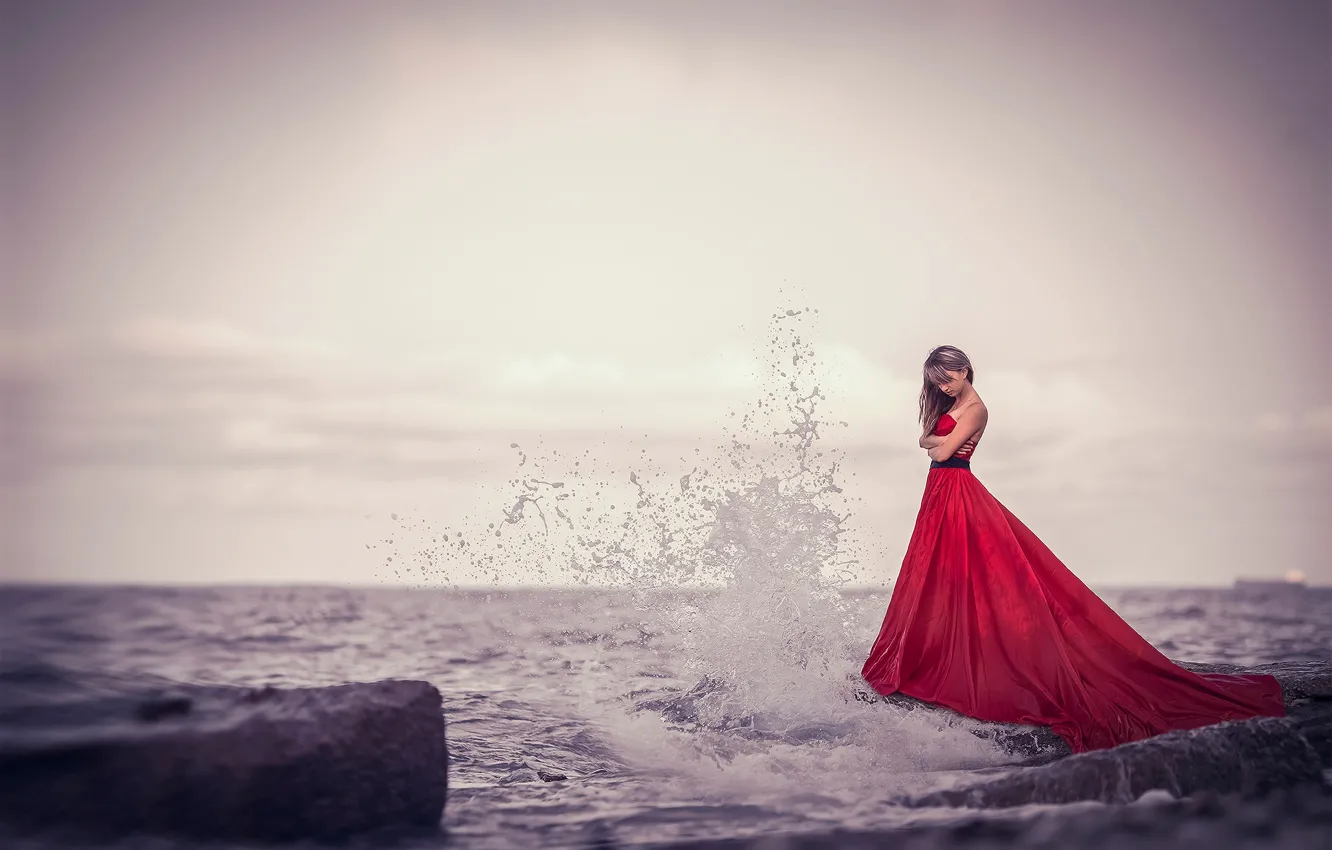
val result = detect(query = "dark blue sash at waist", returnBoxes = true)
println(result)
[930,457,971,470]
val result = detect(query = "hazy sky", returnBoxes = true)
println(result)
[5,0,1329,586]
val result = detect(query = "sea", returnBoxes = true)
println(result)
[1,583,1329,849]
[3,314,1328,848]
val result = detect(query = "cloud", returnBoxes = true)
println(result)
[499,352,630,388]
[7,316,1327,585]
[110,316,331,360]
[5,319,475,481]
[1260,405,1332,439]
[13,315,1295,479]
[6,317,817,485]
[10,316,1325,545]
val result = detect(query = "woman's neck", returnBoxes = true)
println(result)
[952,386,978,406]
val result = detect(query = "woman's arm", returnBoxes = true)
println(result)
[921,434,975,455]
[920,432,975,455]
[927,406,987,462]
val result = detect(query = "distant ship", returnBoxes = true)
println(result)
[1234,570,1307,590]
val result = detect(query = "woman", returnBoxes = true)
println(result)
[861,345,1284,752]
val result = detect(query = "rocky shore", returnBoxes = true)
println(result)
[651,782,1332,850]
[0,660,1325,847]
[652,659,1332,850]
[0,679,448,843]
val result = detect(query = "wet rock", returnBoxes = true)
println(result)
[1175,661,1332,768]
[847,661,1332,811]
[1177,660,1332,703]
[652,782,1332,849]
[850,684,1073,761]
[135,694,193,722]
[856,660,1332,766]
[903,716,1323,809]
[0,679,447,843]
[539,769,569,781]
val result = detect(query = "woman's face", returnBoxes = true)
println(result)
[936,368,968,397]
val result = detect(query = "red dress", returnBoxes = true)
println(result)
[861,413,1285,752]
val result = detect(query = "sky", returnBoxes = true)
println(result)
[4,0,1329,587]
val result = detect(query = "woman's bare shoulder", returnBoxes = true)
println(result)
[956,399,989,420]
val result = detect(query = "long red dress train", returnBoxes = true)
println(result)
[861,413,1285,753]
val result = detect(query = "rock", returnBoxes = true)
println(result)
[135,694,193,722]
[649,782,1332,849]
[850,684,1073,762]
[855,660,1332,764]
[851,661,1332,811]
[0,679,447,843]
[538,769,568,782]
[901,715,1324,809]
[1176,660,1332,703]
[1180,661,1332,768]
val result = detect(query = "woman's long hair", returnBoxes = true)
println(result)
[919,345,975,435]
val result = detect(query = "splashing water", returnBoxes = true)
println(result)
[385,308,1017,795]
[391,308,861,662]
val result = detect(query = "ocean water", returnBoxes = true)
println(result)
[3,312,1328,847]
[1,583,1329,849]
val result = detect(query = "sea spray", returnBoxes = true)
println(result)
[384,308,863,667]
[383,308,1013,784]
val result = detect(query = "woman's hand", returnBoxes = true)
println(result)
[920,435,975,455]
[926,404,987,462]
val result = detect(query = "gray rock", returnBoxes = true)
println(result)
[650,783,1332,850]
[1177,660,1332,703]
[850,686,1074,762]
[0,679,447,843]
[855,660,1331,756]
[885,660,1332,810]
[902,715,1324,808]
[1180,660,1332,767]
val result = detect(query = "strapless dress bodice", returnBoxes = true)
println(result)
[934,413,977,460]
